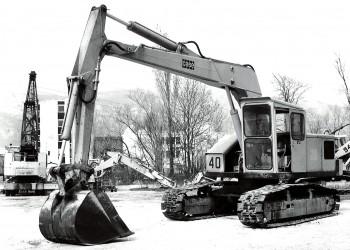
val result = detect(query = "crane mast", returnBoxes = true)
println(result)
[20,71,40,161]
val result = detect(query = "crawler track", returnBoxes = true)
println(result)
[237,184,340,228]
[161,189,188,220]
[161,182,236,220]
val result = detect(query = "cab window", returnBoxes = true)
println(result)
[243,104,271,137]
[324,141,335,159]
[291,113,305,141]
[245,138,273,170]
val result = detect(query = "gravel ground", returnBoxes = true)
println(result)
[0,188,349,250]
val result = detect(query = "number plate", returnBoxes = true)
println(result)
[205,154,224,173]
[182,59,195,70]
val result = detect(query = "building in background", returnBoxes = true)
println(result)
[39,100,70,164]
[161,133,184,175]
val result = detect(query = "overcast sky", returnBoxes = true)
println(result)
[1,0,350,112]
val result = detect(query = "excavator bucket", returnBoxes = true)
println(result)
[39,189,133,244]
[39,164,133,245]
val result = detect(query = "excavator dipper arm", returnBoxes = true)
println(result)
[39,6,135,245]
[95,152,176,188]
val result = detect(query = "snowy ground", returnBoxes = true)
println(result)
[0,187,349,250]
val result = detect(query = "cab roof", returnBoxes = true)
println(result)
[240,96,305,112]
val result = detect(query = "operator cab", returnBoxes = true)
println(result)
[205,97,304,177]
[205,97,341,178]
[241,97,341,177]
[241,97,305,174]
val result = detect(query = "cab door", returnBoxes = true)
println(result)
[290,112,306,172]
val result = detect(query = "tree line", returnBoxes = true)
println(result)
[272,55,350,136]
[94,71,224,182]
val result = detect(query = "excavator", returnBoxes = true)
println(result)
[39,4,346,245]
[94,151,176,188]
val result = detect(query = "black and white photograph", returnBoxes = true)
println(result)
[0,0,350,249]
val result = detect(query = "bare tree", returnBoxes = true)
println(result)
[154,70,179,177]
[113,90,165,172]
[306,108,323,134]
[323,105,349,133]
[272,74,309,104]
[335,55,350,105]
[306,105,350,135]
[174,78,224,176]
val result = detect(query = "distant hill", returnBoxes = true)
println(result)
[39,93,66,102]
[0,112,22,146]
[0,89,131,147]
[97,89,131,105]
